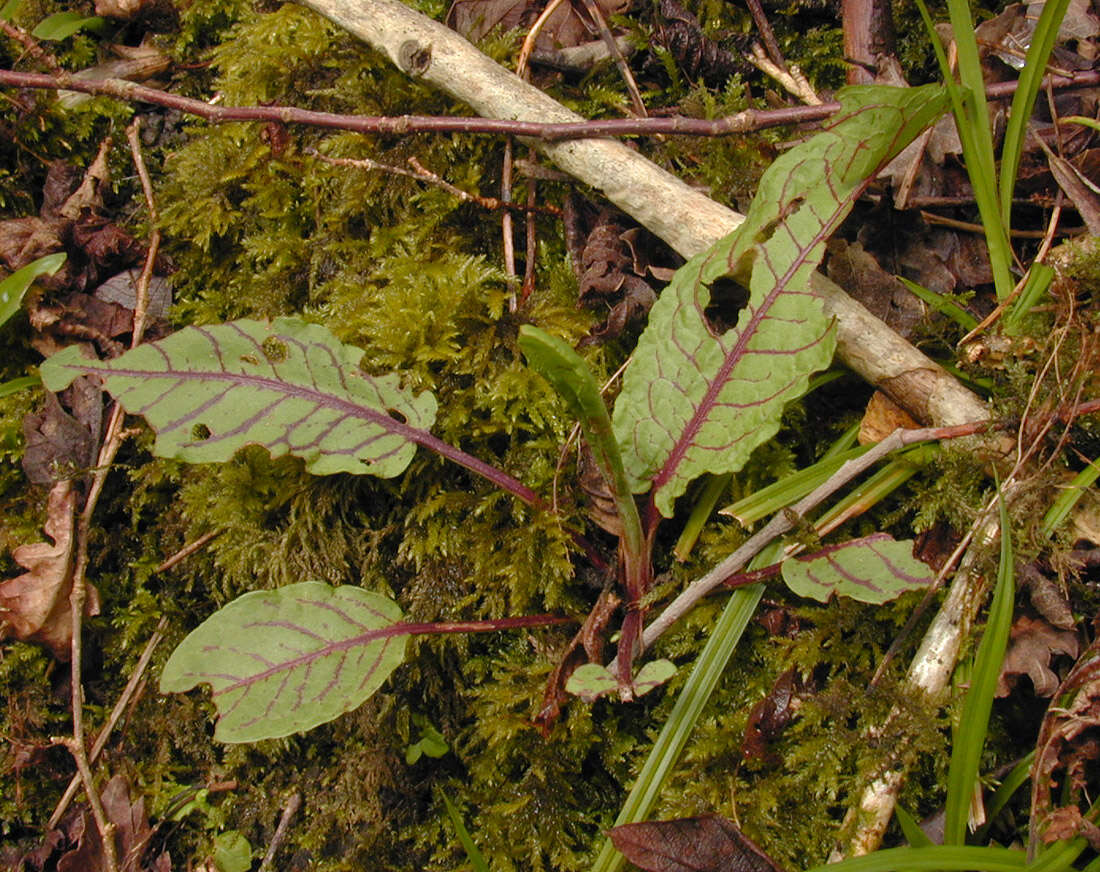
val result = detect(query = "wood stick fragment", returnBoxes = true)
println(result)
[298,0,991,436]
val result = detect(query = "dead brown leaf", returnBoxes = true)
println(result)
[1042,806,1100,850]
[996,614,1079,697]
[741,668,803,763]
[0,481,99,660]
[826,239,925,338]
[447,0,626,50]
[1045,147,1100,236]
[609,814,787,872]
[858,390,923,444]
[27,775,169,871]
[95,0,152,19]
[564,199,673,343]
[535,585,619,732]
[22,387,99,486]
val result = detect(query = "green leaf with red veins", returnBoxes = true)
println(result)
[160,581,407,742]
[612,84,948,517]
[40,317,436,478]
[782,533,934,604]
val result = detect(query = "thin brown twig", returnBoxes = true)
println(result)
[258,793,303,872]
[56,125,168,870]
[154,529,223,574]
[744,0,786,71]
[0,19,64,75]
[125,117,160,347]
[48,617,168,828]
[3,67,1098,142]
[308,149,560,215]
[577,0,646,117]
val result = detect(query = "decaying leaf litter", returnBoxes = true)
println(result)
[2,0,1100,869]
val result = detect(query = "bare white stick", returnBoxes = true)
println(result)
[299,0,989,430]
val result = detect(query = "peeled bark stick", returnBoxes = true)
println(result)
[299,0,990,430]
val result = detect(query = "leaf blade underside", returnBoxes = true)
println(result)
[159,581,407,742]
[612,84,948,517]
[781,533,934,604]
[40,317,437,477]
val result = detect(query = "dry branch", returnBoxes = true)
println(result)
[298,0,990,432]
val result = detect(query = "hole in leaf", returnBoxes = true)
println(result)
[702,277,749,335]
[261,337,289,364]
[191,423,212,441]
[386,408,407,425]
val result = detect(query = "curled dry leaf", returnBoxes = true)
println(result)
[0,481,100,660]
[826,239,925,338]
[997,614,1079,697]
[21,386,100,487]
[651,0,750,85]
[858,390,923,444]
[30,774,168,872]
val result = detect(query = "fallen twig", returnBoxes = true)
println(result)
[258,793,303,872]
[48,617,168,829]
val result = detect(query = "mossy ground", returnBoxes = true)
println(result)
[0,0,1086,869]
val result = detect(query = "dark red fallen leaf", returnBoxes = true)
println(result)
[741,669,802,762]
[609,814,786,872]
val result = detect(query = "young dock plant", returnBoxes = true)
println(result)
[40,83,947,743]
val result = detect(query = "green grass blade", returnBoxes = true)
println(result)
[722,446,871,525]
[0,252,66,329]
[895,803,934,847]
[806,843,1027,872]
[974,751,1034,843]
[1004,263,1054,335]
[898,276,979,330]
[519,325,644,555]
[943,483,1016,844]
[589,555,771,872]
[823,421,861,460]
[1000,0,1073,224]
[915,0,1014,301]
[674,473,733,561]
[0,375,39,399]
[1042,455,1100,537]
[811,446,935,533]
[440,790,490,872]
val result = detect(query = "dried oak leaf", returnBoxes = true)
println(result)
[826,239,925,338]
[566,201,671,343]
[609,814,786,872]
[0,481,100,660]
[996,614,1079,697]
[1019,563,1075,629]
[858,390,922,444]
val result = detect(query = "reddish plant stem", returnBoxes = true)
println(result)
[384,613,575,637]
[4,69,1099,142]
